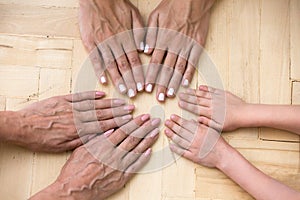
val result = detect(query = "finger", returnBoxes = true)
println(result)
[78,105,135,122]
[119,118,160,151]
[156,52,177,102]
[131,9,146,52]
[185,88,212,99]
[198,85,223,95]
[169,144,193,160]
[164,119,194,142]
[126,51,145,92]
[101,46,127,94]
[178,100,212,118]
[121,130,159,169]
[144,11,159,54]
[179,93,211,108]
[107,114,150,145]
[64,91,105,102]
[182,47,201,87]
[198,116,223,131]
[145,49,166,93]
[77,115,133,136]
[165,128,190,149]
[170,114,199,134]
[72,98,126,111]
[167,56,187,97]
[65,138,83,151]
[125,148,152,176]
[89,47,108,85]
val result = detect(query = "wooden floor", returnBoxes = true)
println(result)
[0,0,299,199]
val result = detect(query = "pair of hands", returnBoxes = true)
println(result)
[79,0,215,102]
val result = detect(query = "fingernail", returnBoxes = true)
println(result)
[104,129,114,137]
[124,105,135,111]
[100,76,107,84]
[137,82,143,92]
[150,128,159,137]
[167,88,175,96]
[144,44,150,53]
[144,148,152,156]
[127,89,135,98]
[122,115,132,120]
[96,91,105,97]
[141,114,150,121]
[182,79,189,87]
[145,84,153,93]
[151,118,161,126]
[119,84,126,93]
[164,129,172,137]
[171,114,177,120]
[140,42,145,51]
[158,93,165,102]
[113,99,126,106]
[165,120,171,126]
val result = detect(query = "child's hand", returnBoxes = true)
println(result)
[178,85,248,132]
[164,114,232,168]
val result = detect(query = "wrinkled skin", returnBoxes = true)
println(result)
[144,0,215,102]
[9,91,134,153]
[178,85,246,132]
[30,115,160,200]
[79,0,145,98]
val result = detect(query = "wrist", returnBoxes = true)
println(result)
[215,142,239,172]
[0,111,22,142]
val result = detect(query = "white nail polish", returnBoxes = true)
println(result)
[167,88,175,96]
[146,84,153,92]
[183,79,189,86]
[158,93,165,101]
[137,82,143,92]
[119,84,126,93]
[128,89,135,98]
[100,76,106,84]
[144,44,150,53]
[140,42,145,51]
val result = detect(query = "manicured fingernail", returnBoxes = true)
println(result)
[158,93,165,102]
[144,44,150,53]
[165,120,171,126]
[150,128,159,137]
[182,79,189,87]
[151,118,161,126]
[119,84,126,93]
[128,89,135,98]
[113,99,126,106]
[104,129,114,137]
[171,114,177,120]
[124,105,135,111]
[167,88,175,96]
[96,91,105,97]
[137,82,143,92]
[141,114,150,121]
[140,42,145,51]
[122,115,132,120]
[144,148,152,156]
[145,84,153,93]
[100,76,107,84]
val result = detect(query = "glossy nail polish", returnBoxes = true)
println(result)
[128,89,135,98]
[167,88,175,96]
[158,93,165,102]
[146,84,153,92]
[137,82,143,92]
[119,84,126,93]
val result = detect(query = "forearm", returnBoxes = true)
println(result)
[0,111,21,142]
[241,104,300,135]
[30,182,75,200]
[217,147,300,200]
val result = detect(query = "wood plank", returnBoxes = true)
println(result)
[292,81,300,104]
[0,0,78,8]
[259,0,296,142]
[290,0,300,80]
[0,4,79,38]
[0,96,5,111]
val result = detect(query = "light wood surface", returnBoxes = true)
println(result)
[0,0,299,199]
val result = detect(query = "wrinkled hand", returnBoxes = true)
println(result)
[14,91,134,153]
[164,114,229,168]
[179,85,247,132]
[30,115,160,200]
[144,0,215,102]
[79,0,145,98]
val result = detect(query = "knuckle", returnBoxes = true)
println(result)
[98,121,109,132]
[119,59,129,70]
[128,56,140,67]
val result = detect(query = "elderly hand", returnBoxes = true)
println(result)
[144,0,215,102]
[79,0,145,98]
[30,114,160,200]
[10,91,134,153]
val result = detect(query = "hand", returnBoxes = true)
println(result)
[178,85,248,132]
[12,91,134,153]
[164,114,230,168]
[79,0,145,98]
[144,0,215,102]
[30,115,160,200]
